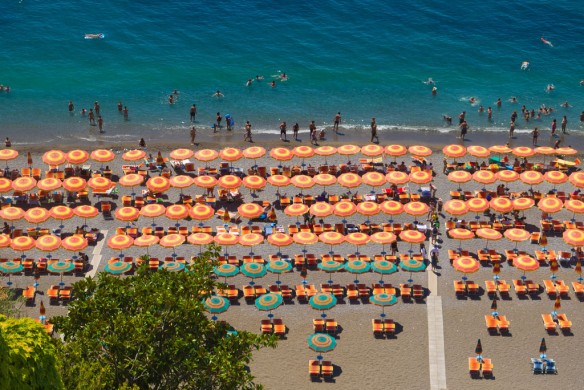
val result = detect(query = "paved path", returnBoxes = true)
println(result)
[87,230,108,278]
[427,249,447,390]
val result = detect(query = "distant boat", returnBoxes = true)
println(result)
[84,33,105,39]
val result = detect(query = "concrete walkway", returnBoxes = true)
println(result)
[427,251,447,390]
[87,230,108,278]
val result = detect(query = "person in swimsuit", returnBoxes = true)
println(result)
[280,121,287,141]
[333,112,341,133]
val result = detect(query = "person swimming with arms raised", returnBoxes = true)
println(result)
[521,61,529,70]
[546,84,555,92]
[212,90,224,98]
[246,79,253,87]
[423,77,434,85]
[541,36,553,47]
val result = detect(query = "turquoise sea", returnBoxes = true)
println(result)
[1,0,583,146]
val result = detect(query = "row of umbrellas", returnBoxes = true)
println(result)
[449,169,584,187]
[449,226,584,248]
[443,197,584,215]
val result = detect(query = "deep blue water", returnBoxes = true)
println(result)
[0,0,583,145]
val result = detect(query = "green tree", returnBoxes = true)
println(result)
[0,315,64,389]
[54,245,276,389]
[0,287,24,317]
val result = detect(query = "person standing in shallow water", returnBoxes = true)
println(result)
[459,120,468,140]
[333,112,341,133]
[190,104,197,122]
[97,116,104,133]
[561,115,567,133]
[370,117,378,143]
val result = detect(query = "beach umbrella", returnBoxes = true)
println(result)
[386,171,409,185]
[345,232,370,254]
[66,149,89,165]
[50,206,74,234]
[370,293,398,318]
[371,260,398,283]
[466,198,490,215]
[160,261,185,273]
[362,171,387,188]
[563,229,584,247]
[448,171,472,188]
[292,146,315,163]
[556,147,578,155]
[10,236,35,256]
[453,256,480,281]
[0,235,10,249]
[62,177,87,192]
[284,203,309,217]
[544,171,568,187]
[475,339,483,359]
[291,175,315,190]
[467,146,490,158]
[118,173,143,197]
[146,176,170,193]
[313,173,337,188]
[42,150,67,166]
[255,292,283,318]
[165,204,189,222]
[408,145,432,157]
[513,197,535,211]
[512,146,535,158]
[140,203,166,226]
[307,333,337,360]
[90,149,115,163]
[319,231,345,254]
[444,200,469,216]
[318,260,344,284]
[267,233,294,256]
[169,148,194,160]
[565,199,584,221]
[384,145,407,159]
[187,232,213,252]
[504,228,530,249]
[243,146,266,163]
[513,255,539,280]
[409,171,433,185]
[269,147,293,162]
[267,174,290,188]
[115,206,140,223]
[476,228,502,249]
[35,234,61,252]
[443,144,467,159]
[399,230,425,245]
[361,144,384,157]
[214,264,239,282]
[122,149,146,161]
[0,178,12,193]
[133,234,159,255]
[473,170,496,185]
[345,260,371,283]
[169,175,193,191]
[539,338,547,358]
[535,147,556,164]
[24,207,50,225]
[334,201,358,217]
[551,296,562,317]
[12,177,36,192]
[314,145,337,164]
[400,259,426,283]
[195,149,219,163]
[356,201,380,216]
[490,197,513,213]
[0,261,23,286]
[239,233,264,247]
[520,171,544,186]
[203,296,230,321]
[238,203,264,219]
[337,173,362,188]
[217,175,242,189]
[549,259,559,279]
[538,197,563,214]
[242,175,267,191]
[309,293,337,318]
[61,235,88,252]
[266,260,292,285]
[380,200,403,216]
[108,235,134,255]
[27,152,33,167]
[241,262,267,285]
[0,206,24,222]
[449,228,475,249]
[191,177,217,191]
[337,144,361,156]
[293,232,318,246]
[370,232,397,255]
[0,149,18,167]
[492,262,501,280]
[570,172,584,188]
[37,178,62,191]
[575,260,582,282]
[159,234,185,256]
[87,176,112,192]
[497,170,519,182]
[214,233,239,254]
[47,260,74,286]
[490,296,498,316]
[403,201,429,216]
[310,202,334,218]
[219,147,243,162]
[105,260,132,275]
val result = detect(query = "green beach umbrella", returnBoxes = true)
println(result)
[255,292,283,318]
[159,261,185,272]
[47,261,75,286]
[307,333,337,359]
[344,260,371,284]
[266,260,292,284]
[370,293,398,318]
[309,292,337,318]
[214,264,240,281]
[0,261,24,287]
[371,260,398,283]
[318,259,344,284]
[240,262,267,285]
[399,258,427,283]
[104,261,132,275]
[203,296,230,320]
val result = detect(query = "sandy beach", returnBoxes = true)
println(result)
[2,136,583,390]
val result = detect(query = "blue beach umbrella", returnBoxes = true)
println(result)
[203,296,230,321]
[104,261,132,275]
[309,292,337,319]
[318,260,344,284]
[370,293,398,318]
[255,292,283,318]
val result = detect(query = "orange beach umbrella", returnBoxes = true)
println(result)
[408,145,432,157]
[24,207,50,225]
[218,175,242,189]
[219,147,243,162]
[466,198,489,213]
[385,145,407,158]
[62,177,87,192]
[443,144,467,159]
[35,234,61,252]
[194,149,218,162]
[37,178,62,191]
[467,146,490,158]
[66,149,89,165]
[238,203,264,219]
[270,147,293,161]
[337,173,362,188]
[146,176,170,193]
[12,177,37,192]
[490,197,513,213]
[87,177,112,192]
[334,201,357,217]
[165,205,190,220]
[520,171,544,186]
[285,203,309,217]
[188,204,214,221]
[122,149,146,161]
[386,171,409,185]
[90,149,115,162]
[310,202,334,217]
[444,200,469,216]
[42,150,67,166]
[242,175,267,190]
[337,144,361,155]
[169,148,194,160]
[243,146,266,160]
[496,170,519,182]
[538,197,563,213]
[361,144,384,156]
[193,175,217,189]
[403,201,429,216]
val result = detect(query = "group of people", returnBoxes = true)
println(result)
[0,85,10,93]
[69,100,131,134]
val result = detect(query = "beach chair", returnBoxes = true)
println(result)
[543,280,557,296]
[260,319,273,334]
[466,281,479,295]
[468,357,481,377]
[273,318,286,336]
[544,358,557,374]
[22,286,35,303]
[513,280,527,295]
[47,285,60,304]
[400,284,411,300]
[325,319,338,334]
[321,361,333,378]
[541,314,557,331]
[556,313,572,330]
[572,281,584,296]
[309,360,321,378]
[383,319,396,335]
[346,284,359,300]
[485,315,498,333]
[497,315,510,332]
[554,280,570,296]
[525,280,540,294]
[481,358,493,377]
[531,358,544,374]
[412,284,424,300]
[372,319,384,336]
[59,286,73,301]
[484,280,497,296]
[313,318,325,333]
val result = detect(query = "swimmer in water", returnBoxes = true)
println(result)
[521,61,529,70]
[423,77,434,85]
[469,97,476,104]
[246,79,253,87]
[561,101,571,108]
[256,75,264,81]
[443,115,452,125]
[212,90,224,98]
[279,73,287,81]
[432,86,437,95]
[546,84,555,92]
[509,97,517,103]
[541,36,553,47]
[270,81,276,88]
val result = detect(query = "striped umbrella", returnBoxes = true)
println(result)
[314,146,337,164]
[313,173,337,188]
[475,228,502,249]
[169,175,193,192]
[399,230,425,244]
[362,171,387,188]
[310,202,334,218]
[47,261,75,285]
[122,149,146,161]
[0,206,24,222]
[165,204,189,221]
[448,171,472,188]
[0,149,18,167]
[345,232,370,254]
[555,147,577,155]
[90,149,115,163]
[62,177,87,192]
[565,199,584,220]
[242,175,267,191]
[400,258,427,283]
[241,262,267,285]
[466,198,489,215]
[449,228,475,249]
[35,234,61,252]
[290,175,315,190]
[115,206,140,222]
[513,255,539,280]
[408,145,432,157]
[238,203,264,219]
[24,207,50,225]
[513,197,534,211]
[334,201,357,217]
[193,175,218,189]
[345,260,371,283]
[386,171,409,185]
[563,229,584,247]
[108,235,134,252]
[243,146,266,161]
[105,261,132,275]
[42,150,67,166]
[214,264,240,282]
[371,260,398,283]
[453,256,480,281]
[570,172,584,188]
[444,200,469,216]
[194,149,219,163]
[520,171,544,186]
[146,176,170,193]
[370,232,397,254]
[66,149,90,165]
[169,148,194,160]
[203,296,230,320]
[140,203,166,226]
[267,174,290,187]
[467,146,490,158]
[218,175,242,189]
[285,203,309,219]
[512,146,535,158]
[269,147,294,161]
[0,178,12,193]
[255,293,283,318]
[12,177,37,192]
[443,144,467,159]
[292,146,315,164]
[61,236,88,252]
[187,233,213,252]
[490,197,513,213]
[538,197,563,214]
[37,178,62,191]
[133,234,159,255]
[497,170,519,182]
[403,201,429,216]
[266,260,292,284]
[0,261,23,286]
[473,170,496,185]
[319,231,345,253]
[160,261,185,273]
[504,228,530,249]
[267,233,294,248]
[0,235,10,248]
[385,145,407,159]
[544,171,568,188]
[239,233,264,247]
[337,173,362,188]
[370,293,398,318]
[159,234,185,256]
[219,147,244,162]
[307,333,337,358]
[338,144,361,156]
[380,200,403,216]
[309,292,337,318]
[318,259,344,283]
[188,204,214,222]
[87,176,112,192]
[357,201,380,216]
[361,144,384,156]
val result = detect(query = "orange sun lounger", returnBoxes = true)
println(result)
[541,314,557,331]
[556,313,572,330]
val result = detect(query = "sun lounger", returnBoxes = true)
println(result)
[313,319,325,333]
[260,319,273,334]
[481,358,493,377]
[484,280,497,295]
[466,281,479,295]
[497,315,510,332]
[572,281,584,295]
[532,358,544,374]
[59,286,73,301]
[525,280,540,294]
[543,279,557,296]
[513,279,527,295]
[400,284,411,300]
[468,357,481,376]
[541,314,557,331]
[346,284,359,300]
[309,360,321,377]
[22,286,35,302]
[383,319,396,335]
[412,284,424,300]
[47,285,60,304]
[485,315,498,332]
[273,318,286,336]
[372,319,384,335]
[321,361,333,377]
[556,313,572,330]
[554,280,570,296]
[544,358,557,374]
[325,319,338,334]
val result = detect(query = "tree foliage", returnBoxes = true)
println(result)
[53,245,276,389]
[0,315,64,389]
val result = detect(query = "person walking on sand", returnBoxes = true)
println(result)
[190,104,197,122]
[190,126,197,145]
[532,127,539,146]
[280,121,287,141]
[244,121,253,142]
[430,246,439,271]
[370,117,379,143]
[293,122,299,141]
[561,115,567,134]
[509,120,515,138]
[97,116,104,133]
[333,112,341,133]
